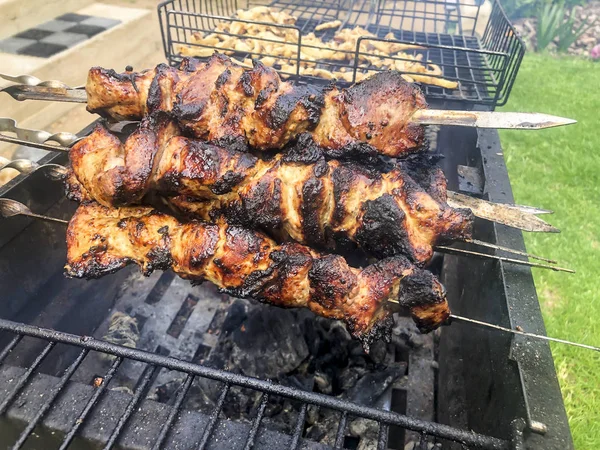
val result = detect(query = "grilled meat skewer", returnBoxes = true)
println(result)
[65,115,473,265]
[66,203,450,348]
[86,54,427,158]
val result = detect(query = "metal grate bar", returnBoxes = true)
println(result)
[0,335,23,364]
[103,364,160,450]
[0,341,56,415]
[197,382,231,450]
[0,319,509,450]
[59,356,123,450]
[12,348,90,449]
[243,392,269,450]
[377,423,389,450]
[152,373,195,450]
[334,411,348,448]
[289,402,308,450]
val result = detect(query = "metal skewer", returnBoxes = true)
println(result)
[387,298,599,353]
[0,195,572,272]
[412,109,576,130]
[435,245,574,273]
[462,238,557,264]
[0,156,67,180]
[447,191,560,234]
[448,314,600,353]
[1,74,576,130]
[0,199,68,224]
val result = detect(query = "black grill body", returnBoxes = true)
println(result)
[158,0,525,108]
[0,122,573,449]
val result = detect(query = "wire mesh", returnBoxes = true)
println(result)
[0,317,512,449]
[157,0,524,107]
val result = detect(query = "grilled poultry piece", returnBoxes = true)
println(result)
[86,54,427,158]
[65,203,451,348]
[66,115,473,265]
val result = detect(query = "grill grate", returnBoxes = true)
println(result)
[0,318,513,450]
[158,0,525,107]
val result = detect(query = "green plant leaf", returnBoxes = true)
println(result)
[536,3,564,51]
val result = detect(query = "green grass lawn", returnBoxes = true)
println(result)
[499,53,600,449]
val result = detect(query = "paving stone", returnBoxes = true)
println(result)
[14,29,53,41]
[18,42,66,58]
[80,17,121,29]
[0,37,35,54]
[56,13,92,23]
[41,32,88,48]
[64,24,106,37]
[36,20,74,33]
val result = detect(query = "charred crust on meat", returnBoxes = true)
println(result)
[219,267,275,299]
[398,271,442,308]
[145,247,172,274]
[282,133,325,164]
[211,135,249,153]
[211,170,246,195]
[323,141,378,162]
[355,314,394,352]
[308,255,357,308]
[189,225,219,268]
[66,257,130,280]
[267,85,325,130]
[398,155,447,202]
[146,64,171,114]
[255,83,278,109]
[179,57,203,72]
[172,94,207,121]
[238,72,255,96]
[301,176,326,246]
[215,69,231,89]
[355,194,415,260]
[239,176,283,230]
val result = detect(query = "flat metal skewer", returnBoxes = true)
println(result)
[1,76,576,130]
[435,245,574,273]
[447,191,560,234]
[0,134,70,153]
[412,109,576,130]
[0,199,68,224]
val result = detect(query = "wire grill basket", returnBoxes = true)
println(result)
[158,0,525,108]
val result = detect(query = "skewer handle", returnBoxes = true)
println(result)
[0,73,87,103]
[0,118,77,152]
[0,156,67,180]
[0,199,68,224]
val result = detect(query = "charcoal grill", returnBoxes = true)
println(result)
[0,117,574,449]
[158,0,525,107]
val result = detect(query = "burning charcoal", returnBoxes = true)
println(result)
[230,307,309,378]
[338,367,360,392]
[366,339,388,365]
[344,366,405,407]
[349,418,379,448]
[99,312,139,362]
[313,370,332,394]
[221,300,248,335]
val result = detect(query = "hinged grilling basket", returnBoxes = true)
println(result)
[158,0,525,108]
